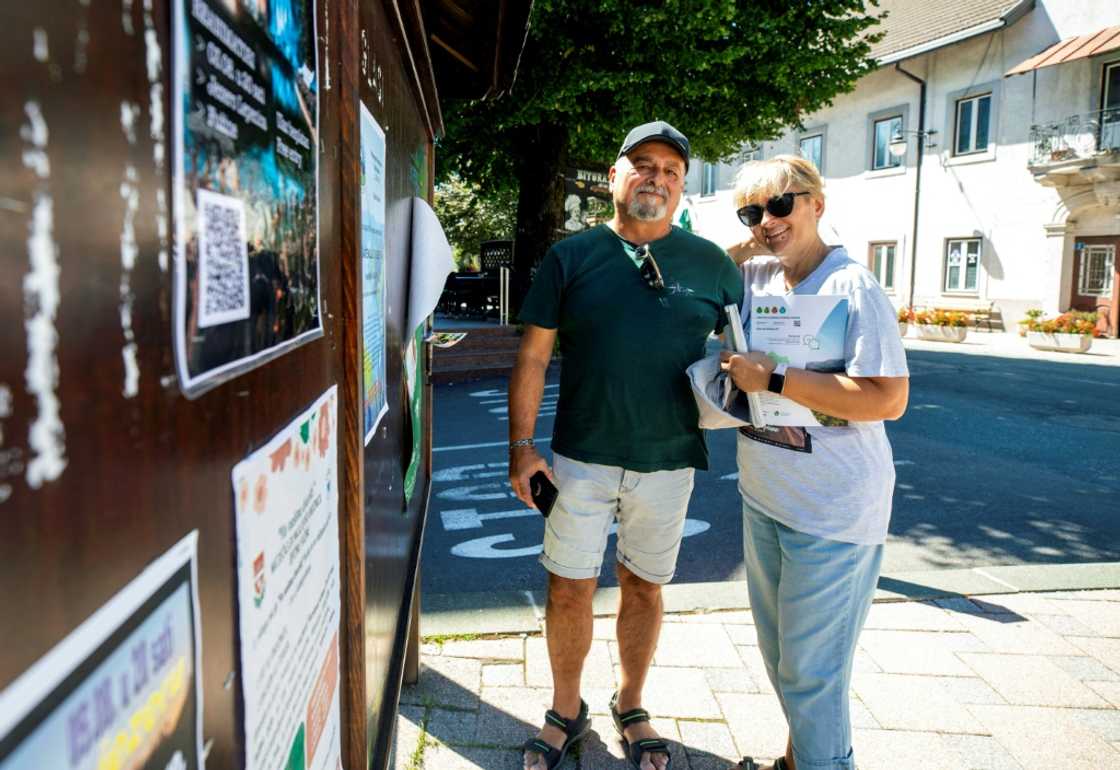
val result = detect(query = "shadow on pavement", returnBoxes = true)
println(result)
[398,667,745,769]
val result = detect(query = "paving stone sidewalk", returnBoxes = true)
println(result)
[397,589,1120,769]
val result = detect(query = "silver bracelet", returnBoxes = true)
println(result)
[509,438,535,450]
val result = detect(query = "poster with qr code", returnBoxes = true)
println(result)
[172,0,321,397]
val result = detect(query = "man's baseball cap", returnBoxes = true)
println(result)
[617,121,690,170]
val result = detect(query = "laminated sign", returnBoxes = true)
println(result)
[172,0,322,396]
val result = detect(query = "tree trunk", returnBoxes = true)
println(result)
[511,123,569,317]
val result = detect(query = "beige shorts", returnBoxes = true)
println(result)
[540,453,695,584]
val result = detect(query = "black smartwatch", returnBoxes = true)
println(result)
[767,372,786,395]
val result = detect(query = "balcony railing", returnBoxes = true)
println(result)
[1029,108,1120,166]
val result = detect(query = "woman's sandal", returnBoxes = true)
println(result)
[609,691,672,769]
[521,699,591,769]
[735,757,789,770]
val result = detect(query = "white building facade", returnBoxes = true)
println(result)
[682,0,1120,336]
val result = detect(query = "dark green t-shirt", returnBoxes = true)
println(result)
[519,224,744,472]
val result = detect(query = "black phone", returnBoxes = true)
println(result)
[529,471,559,518]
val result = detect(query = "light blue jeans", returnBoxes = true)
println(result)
[742,501,883,770]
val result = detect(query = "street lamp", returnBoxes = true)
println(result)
[889,128,937,157]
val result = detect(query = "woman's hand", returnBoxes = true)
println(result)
[720,350,776,392]
[726,229,770,264]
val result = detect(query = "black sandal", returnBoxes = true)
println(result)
[609,691,672,769]
[735,757,787,770]
[521,699,591,769]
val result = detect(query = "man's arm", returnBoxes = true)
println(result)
[508,324,558,507]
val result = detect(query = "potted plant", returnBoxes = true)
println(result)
[912,309,971,343]
[897,306,913,338]
[1024,311,1100,353]
[1018,308,1043,337]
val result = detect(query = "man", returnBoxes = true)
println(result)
[509,121,744,770]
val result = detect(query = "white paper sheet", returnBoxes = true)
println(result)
[232,386,343,770]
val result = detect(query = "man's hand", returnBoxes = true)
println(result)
[720,350,776,393]
[509,445,554,509]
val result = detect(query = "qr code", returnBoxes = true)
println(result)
[196,188,250,328]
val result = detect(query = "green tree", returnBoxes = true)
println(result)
[437,0,883,303]
[433,174,517,271]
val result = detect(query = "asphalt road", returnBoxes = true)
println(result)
[420,348,1120,596]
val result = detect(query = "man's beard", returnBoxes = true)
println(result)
[627,184,669,221]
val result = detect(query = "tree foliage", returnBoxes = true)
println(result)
[433,174,517,270]
[434,0,885,304]
[439,0,884,196]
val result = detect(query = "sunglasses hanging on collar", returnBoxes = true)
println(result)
[636,244,665,290]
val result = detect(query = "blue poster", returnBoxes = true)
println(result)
[0,534,204,770]
[360,102,388,445]
[173,0,322,396]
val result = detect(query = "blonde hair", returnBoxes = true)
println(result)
[732,154,824,209]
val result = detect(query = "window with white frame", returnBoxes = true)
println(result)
[872,115,903,170]
[799,133,823,171]
[1079,245,1115,296]
[741,144,762,162]
[944,238,981,293]
[701,161,718,197]
[955,93,992,155]
[869,242,896,291]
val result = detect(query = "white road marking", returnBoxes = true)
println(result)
[440,507,535,531]
[449,518,712,559]
[434,437,552,453]
[451,535,543,559]
[431,462,507,482]
[436,483,517,503]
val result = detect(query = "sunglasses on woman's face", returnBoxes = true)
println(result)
[636,244,664,290]
[736,191,811,227]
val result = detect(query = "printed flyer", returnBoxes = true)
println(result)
[173,0,322,396]
[231,386,342,770]
[360,102,388,445]
[747,295,850,428]
[0,533,204,770]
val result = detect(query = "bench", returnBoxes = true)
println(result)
[915,299,1000,331]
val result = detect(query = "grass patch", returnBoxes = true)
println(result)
[422,632,481,645]
[405,708,431,770]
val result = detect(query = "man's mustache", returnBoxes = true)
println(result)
[634,183,668,198]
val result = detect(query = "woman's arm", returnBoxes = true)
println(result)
[721,351,909,422]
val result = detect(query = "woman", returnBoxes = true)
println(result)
[721,155,909,770]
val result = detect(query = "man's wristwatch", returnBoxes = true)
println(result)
[509,438,535,450]
[767,372,786,395]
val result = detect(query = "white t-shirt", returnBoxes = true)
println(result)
[736,247,909,545]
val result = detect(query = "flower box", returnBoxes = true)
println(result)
[915,324,968,343]
[1026,331,1093,353]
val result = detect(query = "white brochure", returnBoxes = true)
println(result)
[748,295,849,427]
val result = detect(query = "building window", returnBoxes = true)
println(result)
[869,242,896,291]
[799,133,823,171]
[701,162,718,197]
[740,144,762,162]
[1101,62,1120,152]
[1079,245,1115,296]
[872,115,903,170]
[955,93,992,155]
[944,238,981,293]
